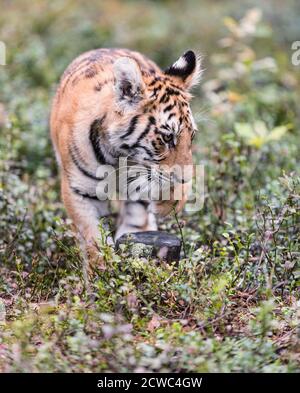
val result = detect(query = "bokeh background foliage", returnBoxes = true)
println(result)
[0,0,299,372]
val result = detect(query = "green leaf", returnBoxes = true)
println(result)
[266,125,290,142]
[234,123,253,139]
[234,121,290,148]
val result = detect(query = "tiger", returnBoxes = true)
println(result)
[50,48,201,269]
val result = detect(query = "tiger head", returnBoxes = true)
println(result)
[110,50,202,216]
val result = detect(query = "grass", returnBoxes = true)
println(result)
[0,0,299,372]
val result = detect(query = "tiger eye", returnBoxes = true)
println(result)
[162,133,173,144]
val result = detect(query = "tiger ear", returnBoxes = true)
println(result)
[164,50,202,91]
[113,57,145,111]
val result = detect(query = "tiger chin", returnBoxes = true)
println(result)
[50,48,202,270]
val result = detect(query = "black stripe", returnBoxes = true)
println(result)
[85,66,97,78]
[154,157,164,162]
[166,87,181,96]
[151,86,161,97]
[148,77,159,87]
[168,113,176,120]
[161,124,170,131]
[125,200,149,208]
[159,93,169,104]
[133,118,153,145]
[89,116,107,164]
[71,186,99,201]
[152,140,159,152]
[163,103,176,113]
[149,116,156,125]
[121,115,140,139]
[132,143,154,158]
[69,144,103,181]
[120,143,130,151]
[170,82,185,92]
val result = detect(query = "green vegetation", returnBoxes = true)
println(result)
[0,0,299,372]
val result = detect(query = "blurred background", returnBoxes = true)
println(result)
[0,0,299,372]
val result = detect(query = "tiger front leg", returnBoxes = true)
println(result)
[61,176,113,273]
[115,201,157,241]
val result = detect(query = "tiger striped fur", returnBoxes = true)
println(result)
[50,48,201,269]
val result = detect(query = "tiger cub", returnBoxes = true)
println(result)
[50,48,201,267]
